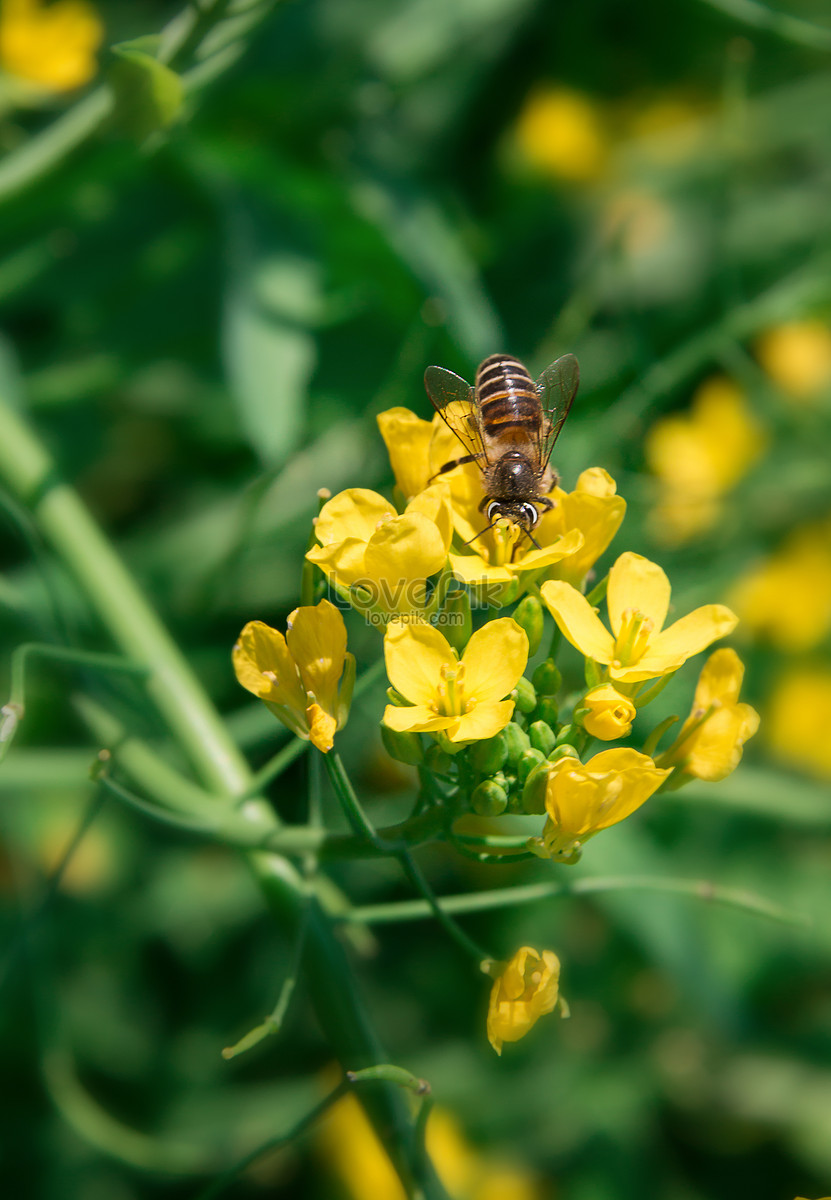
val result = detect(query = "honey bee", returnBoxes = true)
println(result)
[424,352,579,542]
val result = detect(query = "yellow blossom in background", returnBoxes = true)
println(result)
[645,376,767,544]
[541,551,738,684]
[515,85,608,184]
[233,599,354,753]
[625,97,707,164]
[536,748,671,860]
[728,519,831,652]
[658,648,759,783]
[383,618,527,744]
[578,683,637,741]
[307,486,452,621]
[485,945,561,1055]
[0,0,102,91]
[766,667,831,780]
[756,320,831,402]
[318,1089,543,1200]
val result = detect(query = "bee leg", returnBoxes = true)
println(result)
[429,453,481,481]
[539,495,556,511]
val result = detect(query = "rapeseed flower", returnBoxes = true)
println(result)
[645,377,766,544]
[306,486,451,622]
[0,0,102,91]
[233,599,353,753]
[534,747,671,860]
[577,683,637,741]
[515,86,608,183]
[657,648,759,783]
[728,520,831,652]
[766,667,831,780]
[756,320,831,403]
[541,551,738,684]
[383,618,527,744]
[484,946,562,1055]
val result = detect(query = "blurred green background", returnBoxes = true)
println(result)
[1,1,831,1197]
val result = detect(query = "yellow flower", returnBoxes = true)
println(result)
[515,86,608,183]
[306,486,452,621]
[578,683,637,741]
[541,551,738,684]
[538,748,671,860]
[485,946,562,1055]
[756,320,831,402]
[541,467,627,587]
[232,599,353,753]
[658,649,759,783]
[383,618,527,744]
[0,0,102,91]
[766,667,831,780]
[376,407,435,501]
[645,377,767,544]
[728,520,831,652]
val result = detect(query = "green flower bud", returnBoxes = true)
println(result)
[528,720,556,757]
[511,676,537,715]
[380,723,423,766]
[502,722,531,765]
[439,588,472,654]
[521,760,552,814]
[534,696,559,726]
[513,595,544,656]
[424,744,452,774]
[469,730,508,775]
[548,744,581,763]
[532,659,562,697]
[471,779,509,816]
[517,747,546,785]
[555,723,578,747]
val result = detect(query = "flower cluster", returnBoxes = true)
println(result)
[232,372,759,1054]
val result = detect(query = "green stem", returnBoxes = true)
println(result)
[343,874,805,927]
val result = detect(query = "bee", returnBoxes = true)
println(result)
[424,352,579,542]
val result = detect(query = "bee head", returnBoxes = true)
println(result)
[486,500,540,532]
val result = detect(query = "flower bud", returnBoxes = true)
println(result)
[528,720,556,757]
[512,595,544,656]
[555,723,578,747]
[469,730,509,775]
[578,684,636,741]
[518,747,546,785]
[532,659,562,697]
[521,760,551,814]
[511,676,537,715]
[439,588,472,655]
[471,779,509,816]
[502,722,531,765]
[548,744,581,763]
[534,696,559,726]
[380,723,424,765]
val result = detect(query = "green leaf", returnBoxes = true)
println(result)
[109,45,184,140]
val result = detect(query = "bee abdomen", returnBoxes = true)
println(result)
[475,354,540,432]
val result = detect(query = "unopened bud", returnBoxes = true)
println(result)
[517,747,546,785]
[502,722,531,765]
[528,720,556,757]
[439,588,472,654]
[513,595,544,656]
[471,779,509,816]
[534,696,559,726]
[424,744,452,774]
[469,730,508,775]
[548,744,581,763]
[511,676,537,715]
[521,761,552,814]
[532,659,562,697]
[380,724,423,765]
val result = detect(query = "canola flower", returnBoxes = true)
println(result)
[0,0,102,92]
[233,357,756,1057]
[756,320,831,403]
[766,667,831,780]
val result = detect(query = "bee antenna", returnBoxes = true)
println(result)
[525,529,542,550]
[464,521,499,547]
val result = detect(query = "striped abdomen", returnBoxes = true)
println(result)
[474,354,541,442]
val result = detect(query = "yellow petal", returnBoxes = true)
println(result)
[382,703,453,733]
[306,704,337,753]
[286,599,346,718]
[306,538,368,590]
[540,581,616,663]
[232,620,306,715]
[607,552,671,637]
[376,407,433,499]
[648,604,738,663]
[450,699,515,743]
[384,620,455,706]
[364,514,447,612]
[462,619,528,705]
[449,553,513,587]
[575,467,617,497]
[545,748,670,835]
[406,484,454,553]
[552,490,627,587]
[684,703,760,781]
[693,647,744,710]
[314,488,395,547]
[513,527,584,571]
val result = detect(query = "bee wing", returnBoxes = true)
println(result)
[535,353,579,469]
[424,365,488,463]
